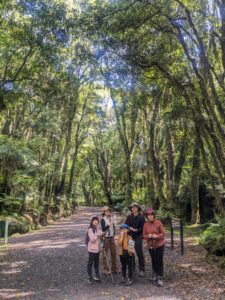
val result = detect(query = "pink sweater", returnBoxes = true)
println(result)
[87,227,102,253]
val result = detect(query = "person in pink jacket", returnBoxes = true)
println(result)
[87,216,103,284]
[143,208,165,287]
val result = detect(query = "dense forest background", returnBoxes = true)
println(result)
[1,0,225,235]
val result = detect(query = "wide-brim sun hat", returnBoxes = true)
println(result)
[120,223,129,229]
[102,206,111,214]
[129,202,141,211]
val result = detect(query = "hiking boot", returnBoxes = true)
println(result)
[125,278,132,286]
[93,275,101,282]
[150,272,157,281]
[157,276,163,287]
[119,276,126,284]
[139,270,145,277]
[88,278,94,284]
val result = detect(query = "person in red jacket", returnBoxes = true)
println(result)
[143,208,165,287]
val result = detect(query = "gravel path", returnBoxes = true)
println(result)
[0,207,224,300]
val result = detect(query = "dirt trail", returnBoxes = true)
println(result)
[0,207,224,300]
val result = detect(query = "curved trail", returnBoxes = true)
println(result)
[0,207,224,300]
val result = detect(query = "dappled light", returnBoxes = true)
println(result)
[1,0,225,299]
[1,208,225,299]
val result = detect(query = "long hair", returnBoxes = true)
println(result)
[89,218,99,233]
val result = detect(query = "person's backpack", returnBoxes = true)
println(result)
[85,229,90,246]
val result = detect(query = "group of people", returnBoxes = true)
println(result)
[86,203,165,287]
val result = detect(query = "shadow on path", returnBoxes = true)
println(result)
[0,207,224,300]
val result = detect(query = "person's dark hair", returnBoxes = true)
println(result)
[129,203,141,213]
[89,216,99,233]
[147,212,155,219]
[145,210,156,221]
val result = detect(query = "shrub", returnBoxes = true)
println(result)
[185,223,211,237]
[156,209,176,226]
[113,202,125,212]
[199,217,225,257]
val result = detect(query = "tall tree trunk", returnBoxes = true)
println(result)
[198,130,224,214]
[1,110,11,135]
[58,93,78,194]
[96,150,112,205]
[191,128,201,223]
[148,93,166,207]
[165,126,174,204]
[145,153,156,206]
[172,131,187,201]
[67,96,87,196]
[67,146,79,196]
[110,90,135,204]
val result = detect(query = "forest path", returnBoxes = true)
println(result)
[0,207,224,300]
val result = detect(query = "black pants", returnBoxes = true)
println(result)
[133,236,145,272]
[149,245,164,277]
[87,252,100,279]
[120,253,133,279]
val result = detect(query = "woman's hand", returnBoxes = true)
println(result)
[129,227,138,232]
[152,234,158,239]
[148,233,152,238]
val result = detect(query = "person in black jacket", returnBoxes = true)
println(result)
[125,203,145,276]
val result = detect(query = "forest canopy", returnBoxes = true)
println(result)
[1,0,225,226]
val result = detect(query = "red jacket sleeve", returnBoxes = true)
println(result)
[156,221,165,239]
[143,223,149,240]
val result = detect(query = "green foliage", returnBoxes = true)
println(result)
[0,135,35,167]
[200,218,225,257]
[8,215,34,235]
[0,0,225,240]
[0,215,33,236]
[185,223,211,238]
[113,201,130,214]
[156,209,176,226]
[206,254,225,269]
[0,196,23,212]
